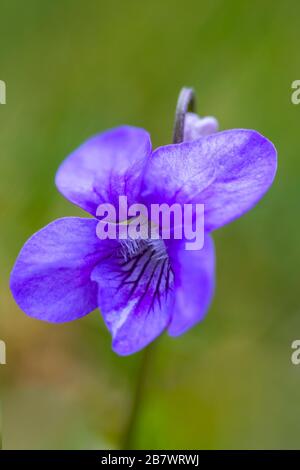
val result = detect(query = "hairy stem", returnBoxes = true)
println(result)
[172,87,196,143]
[122,344,153,449]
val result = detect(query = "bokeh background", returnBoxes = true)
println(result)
[1,0,300,449]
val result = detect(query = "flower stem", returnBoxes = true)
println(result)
[173,87,196,143]
[122,344,154,450]
[121,88,194,449]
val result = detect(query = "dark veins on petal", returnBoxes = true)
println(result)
[116,238,174,314]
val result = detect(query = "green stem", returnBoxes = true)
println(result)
[172,87,196,143]
[122,344,153,449]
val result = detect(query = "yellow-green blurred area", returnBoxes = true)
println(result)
[0,0,300,450]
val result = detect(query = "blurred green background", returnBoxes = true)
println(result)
[1,0,300,449]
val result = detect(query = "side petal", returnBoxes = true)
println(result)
[142,130,277,231]
[10,217,112,322]
[91,240,174,355]
[56,126,152,216]
[167,234,215,336]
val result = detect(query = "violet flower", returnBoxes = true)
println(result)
[10,88,277,355]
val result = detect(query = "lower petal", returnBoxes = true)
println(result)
[91,239,174,355]
[10,217,111,322]
[167,234,215,336]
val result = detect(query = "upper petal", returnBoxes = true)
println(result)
[195,129,277,231]
[142,129,277,231]
[56,126,152,216]
[166,234,215,336]
[10,217,112,322]
[91,239,174,355]
[142,139,216,205]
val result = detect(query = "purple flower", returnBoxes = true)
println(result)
[10,89,277,355]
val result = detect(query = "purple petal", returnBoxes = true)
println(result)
[142,139,216,205]
[184,112,219,141]
[195,130,277,230]
[10,217,112,322]
[143,130,277,231]
[166,234,215,336]
[56,126,152,216]
[91,239,174,355]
